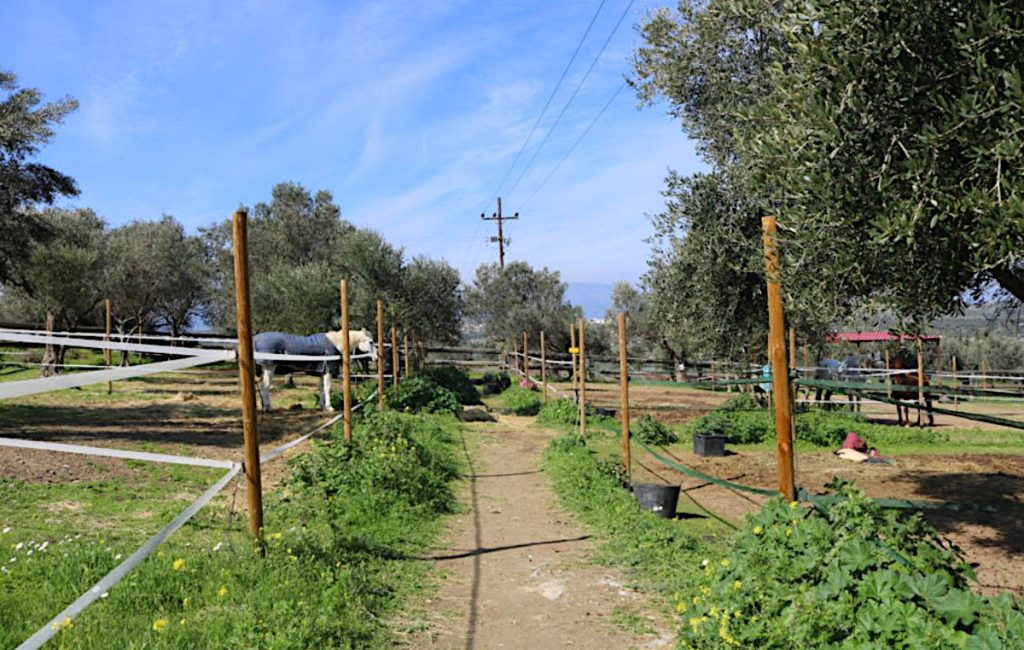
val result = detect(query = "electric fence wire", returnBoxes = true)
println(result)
[464,0,607,274]
[505,0,635,199]
[517,80,626,211]
[491,0,608,200]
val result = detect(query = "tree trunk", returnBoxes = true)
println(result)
[992,266,1024,303]
[40,312,59,377]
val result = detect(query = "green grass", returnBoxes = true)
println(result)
[1,410,463,648]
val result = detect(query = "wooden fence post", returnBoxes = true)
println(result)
[391,323,399,397]
[570,324,578,400]
[377,300,385,411]
[761,216,796,502]
[618,313,630,480]
[578,319,588,437]
[513,339,520,378]
[540,331,547,401]
[916,338,925,427]
[885,349,892,399]
[104,298,112,394]
[403,334,410,379]
[952,356,959,407]
[523,331,529,379]
[231,209,264,541]
[340,280,352,442]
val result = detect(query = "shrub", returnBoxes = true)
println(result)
[497,385,542,416]
[417,366,482,405]
[386,375,461,415]
[689,410,774,445]
[717,393,761,412]
[633,415,679,446]
[480,372,511,395]
[537,399,580,427]
[676,485,1024,648]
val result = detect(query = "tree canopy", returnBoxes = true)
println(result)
[465,261,580,351]
[0,70,79,288]
[632,0,1024,354]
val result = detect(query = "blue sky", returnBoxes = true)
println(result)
[2,0,702,287]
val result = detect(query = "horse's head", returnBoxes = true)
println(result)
[353,328,377,362]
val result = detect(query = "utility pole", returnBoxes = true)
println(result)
[480,197,518,268]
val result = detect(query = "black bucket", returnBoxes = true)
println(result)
[633,483,681,519]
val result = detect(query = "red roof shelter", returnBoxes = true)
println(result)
[826,331,941,343]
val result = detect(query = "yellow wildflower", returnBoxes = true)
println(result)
[172,558,185,571]
[182,597,191,607]
[692,595,702,605]
[753,525,763,535]
[789,501,799,509]
[268,532,283,540]
[51,617,74,632]
[733,580,743,590]
[179,618,187,626]
[700,586,711,595]
[152,618,169,632]
[720,558,730,567]
[786,527,793,536]
[676,602,688,614]
[218,586,228,597]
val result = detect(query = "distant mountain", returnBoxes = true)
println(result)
[565,282,615,320]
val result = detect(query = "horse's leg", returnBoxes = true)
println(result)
[926,397,935,427]
[321,372,334,412]
[261,365,275,412]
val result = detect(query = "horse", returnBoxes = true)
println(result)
[254,329,376,412]
[890,355,934,427]
[813,356,863,411]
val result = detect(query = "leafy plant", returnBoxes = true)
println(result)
[537,398,580,427]
[386,375,461,415]
[480,372,511,396]
[633,415,679,446]
[497,385,542,416]
[717,393,760,412]
[676,486,1024,648]
[417,366,482,405]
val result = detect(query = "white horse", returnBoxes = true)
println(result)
[254,329,376,412]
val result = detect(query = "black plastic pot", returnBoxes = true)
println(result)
[693,433,726,457]
[633,483,681,519]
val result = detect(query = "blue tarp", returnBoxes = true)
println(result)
[253,332,340,376]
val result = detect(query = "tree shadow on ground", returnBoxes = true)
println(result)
[0,401,331,450]
[893,469,1024,558]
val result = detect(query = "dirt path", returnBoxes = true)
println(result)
[407,415,672,649]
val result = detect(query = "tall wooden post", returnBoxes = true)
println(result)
[391,323,399,396]
[340,280,352,442]
[802,346,809,374]
[376,300,385,410]
[578,319,588,437]
[570,324,579,399]
[981,358,989,389]
[885,349,892,399]
[617,313,630,480]
[916,338,925,427]
[540,331,547,401]
[403,334,410,379]
[104,298,112,394]
[952,356,959,407]
[513,339,520,378]
[231,209,264,540]
[761,216,796,502]
[788,328,796,373]
[523,331,529,379]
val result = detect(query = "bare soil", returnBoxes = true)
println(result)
[406,416,673,649]
[0,370,343,487]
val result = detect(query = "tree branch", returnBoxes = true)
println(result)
[992,266,1024,303]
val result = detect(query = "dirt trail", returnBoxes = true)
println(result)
[407,415,672,649]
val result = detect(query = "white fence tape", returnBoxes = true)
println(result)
[0,437,235,470]
[16,462,242,650]
[0,353,231,400]
[0,331,230,359]
[0,326,237,346]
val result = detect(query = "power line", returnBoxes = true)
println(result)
[517,81,626,211]
[491,0,608,202]
[505,0,634,198]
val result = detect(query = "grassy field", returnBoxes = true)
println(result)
[1,396,463,648]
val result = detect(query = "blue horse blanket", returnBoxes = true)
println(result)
[253,332,340,377]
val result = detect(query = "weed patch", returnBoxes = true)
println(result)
[1,411,462,648]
